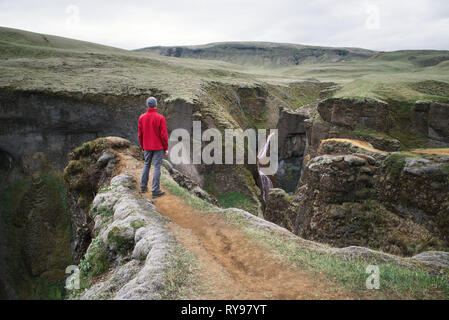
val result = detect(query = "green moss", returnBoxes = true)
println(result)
[217,192,255,212]
[78,238,110,288]
[92,205,114,218]
[204,172,219,197]
[353,125,395,141]
[384,153,415,179]
[131,220,146,230]
[107,226,134,255]
[71,139,106,160]
[64,159,90,177]
[63,139,108,212]
[387,100,429,150]
[160,243,200,299]
[32,278,64,300]
[0,170,72,300]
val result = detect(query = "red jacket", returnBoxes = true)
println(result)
[138,108,168,151]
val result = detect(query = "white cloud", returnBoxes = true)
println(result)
[0,0,447,51]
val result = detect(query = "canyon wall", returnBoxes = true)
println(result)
[265,98,449,256]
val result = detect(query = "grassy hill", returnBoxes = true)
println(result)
[136,42,375,67]
[1,27,449,103]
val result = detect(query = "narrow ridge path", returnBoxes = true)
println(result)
[118,152,355,300]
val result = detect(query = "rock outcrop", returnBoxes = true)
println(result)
[412,101,449,146]
[74,174,179,299]
[264,188,296,231]
[411,251,449,269]
[63,138,193,299]
[265,139,449,256]
[305,98,449,162]
[275,108,307,192]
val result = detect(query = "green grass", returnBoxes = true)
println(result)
[92,205,114,218]
[160,167,449,299]
[160,167,215,212]
[236,223,449,299]
[387,101,430,150]
[160,243,201,300]
[77,238,110,289]
[137,41,374,68]
[217,191,257,212]
[2,27,449,104]
[353,125,395,141]
[384,153,417,179]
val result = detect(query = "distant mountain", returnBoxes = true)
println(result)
[135,41,376,66]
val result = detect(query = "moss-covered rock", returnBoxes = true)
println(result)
[0,168,72,299]
[273,145,449,257]
[63,137,129,264]
[107,226,135,254]
[264,188,296,230]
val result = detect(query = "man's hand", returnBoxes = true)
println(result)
[164,150,169,156]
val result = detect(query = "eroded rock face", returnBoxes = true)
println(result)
[63,138,130,263]
[62,138,190,299]
[0,89,152,172]
[304,99,401,162]
[0,147,72,299]
[264,188,295,230]
[412,101,449,146]
[318,98,390,132]
[77,174,177,300]
[309,98,449,158]
[265,139,449,256]
[275,108,307,192]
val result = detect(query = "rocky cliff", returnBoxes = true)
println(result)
[0,80,325,298]
[266,138,449,256]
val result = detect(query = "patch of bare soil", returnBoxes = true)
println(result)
[117,152,359,300]
[411,148,449,156]
[322,138,386,154]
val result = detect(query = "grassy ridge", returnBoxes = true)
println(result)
[136,41,375,67]
[1,27,449,104]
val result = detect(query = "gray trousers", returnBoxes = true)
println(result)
[140,150,164,193]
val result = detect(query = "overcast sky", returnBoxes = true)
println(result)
[0,0,448,51]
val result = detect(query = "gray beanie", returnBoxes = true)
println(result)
[146,97,157,108]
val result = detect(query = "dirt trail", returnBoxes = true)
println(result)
[117,152,354,300]
[411,148,449,156]
[321,138,386,154]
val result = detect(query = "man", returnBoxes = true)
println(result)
[138,96,168,198]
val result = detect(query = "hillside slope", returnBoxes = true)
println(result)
[2,27,448,104]
[136,42,375,67]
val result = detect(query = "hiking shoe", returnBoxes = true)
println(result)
[140,187,148,194]
[152,191,165,198]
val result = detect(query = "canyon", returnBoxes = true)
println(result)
[1,27,449,299]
